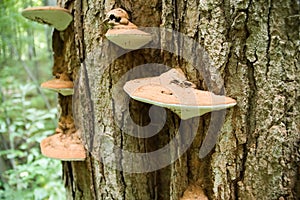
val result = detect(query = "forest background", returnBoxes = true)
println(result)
[0,0,66,199]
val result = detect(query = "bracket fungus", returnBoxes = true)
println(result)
[40,116,86,161]
[180,184,208,200]
[104,8,152,49]
[124,69,237,120]
[40,73,74,96]
[21,6,73,31]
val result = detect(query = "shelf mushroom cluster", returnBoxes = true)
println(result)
[102,9,235,119]
[21,6,237,161]
[22,6,75,97]
[124,68,237,119]
[21,6,86,161]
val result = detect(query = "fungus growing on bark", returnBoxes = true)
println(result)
[104,8,152,49]
[123,69,237,119]
[21,6,73,31]
[40,73,73,96]
[180,184,208,200]
[40,116,86,161]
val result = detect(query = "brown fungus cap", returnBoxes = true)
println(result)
[106,8,130,21]
[40,131,86,161]
[21,6,73,31]
[180,184,208,200]
[41,74,74,96]
[124,68,237,119]
[104,8,137,29]
[104,8,151,49]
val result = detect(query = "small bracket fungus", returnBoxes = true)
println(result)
[180,184,208,200]
[40,116,86,161]
[104,8,136,29]
[123,69,237,119]
[104,8,152,49]
[41,73,74,96]
[21,6,73,31]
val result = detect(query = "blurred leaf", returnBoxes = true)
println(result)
[34,188,48,200]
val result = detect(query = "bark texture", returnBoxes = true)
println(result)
[53,0,299,199]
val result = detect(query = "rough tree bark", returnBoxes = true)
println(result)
[53,0,299,199]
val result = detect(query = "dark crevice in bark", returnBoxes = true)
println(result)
[246,59,258,141]
[223,49,233,88]
[265,0,273,81]
[153,171,158,200]
[99,159,106,200]
[120,171,126,200]
[202,155,213,199]
[106,189,116,200]
[173,0,178,30]
[180,0,188,33]
[237,54,258,188]
[232,1,256,197]
[64,0,73,8]
[221,0,233,40]
[63,161,76,198]
[194,11,201,41]
[69,163,76,199]
[108,62,127,200]
[226,167,234,200]
[70,166,84,199]
[81,61,95,152]
[118,114,126,200]
[294,158,300,198]
[119,147,126,200]
[89,157,99,200]
[222,2,239,84]
[232,142,241,200]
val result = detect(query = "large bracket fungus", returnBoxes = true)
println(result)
[21,6,73,31]
[104,8,152,49]
[124,69,237,119]
[40,73,74,96]
[40,116,86,161]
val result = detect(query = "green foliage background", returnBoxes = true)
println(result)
[0,0,66,199]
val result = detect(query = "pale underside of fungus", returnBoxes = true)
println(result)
[104,8,152,49]
[123,69,237,119]
[105,28,152,49]
[21,6,73,31]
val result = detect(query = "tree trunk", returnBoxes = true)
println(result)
[54,0,299,199]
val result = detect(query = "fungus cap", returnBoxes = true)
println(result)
[104,8,136,28]
[41,78,74,96]
[105,28,152,49]
[106,8,129,20]
[21,6,73,31]
[180,184,208,200]
[40,132,86,161]
[124,69,237,119]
